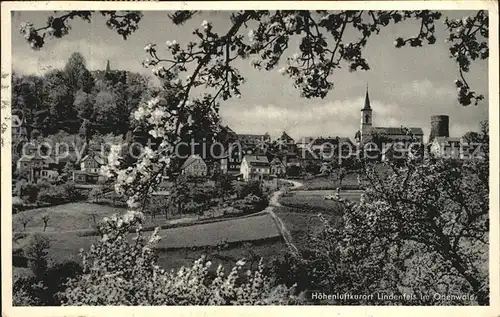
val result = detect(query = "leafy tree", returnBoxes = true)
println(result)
[64,52,94,93]
[23,234,50,279]
[42,70,78,134]
[215,173,235,201]
[170,174,190,215]
[19,183,41,204]
[11,72,46,136]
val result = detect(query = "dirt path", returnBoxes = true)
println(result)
[265,179,304,257]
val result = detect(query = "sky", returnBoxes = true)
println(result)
[11,10,489,142]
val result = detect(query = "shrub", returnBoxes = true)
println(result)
[19,183,41,204]
[23,234,50,280]
[36,182,83,205]
[236,180,264,199]
[184,200,204,215]
[59,211,298,305]
[231,194,268,214]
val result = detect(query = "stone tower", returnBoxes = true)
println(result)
[429,115,449,142]
[360,86,373,142]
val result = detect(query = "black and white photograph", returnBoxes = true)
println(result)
[1,1,499,315]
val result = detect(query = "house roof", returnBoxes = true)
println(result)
[81,152,107,165]
[243,155,269,166]
[18,154,47,162]
[237,134,267,143]
[296,137,316,144]
[270,157,285,165]
[372,127,424,136]
[181,154,206,169]
[280,131,294,142]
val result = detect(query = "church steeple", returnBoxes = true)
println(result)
[360,84,373,142]
[105,60,111,72]
[363,84,371,110]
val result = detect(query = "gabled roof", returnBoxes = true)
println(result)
[270,157,285,166]
[280,131,294,142]
[243,155,269,166]
[181,154,206,169]
[81,152,107,165]
[372,127,424,136]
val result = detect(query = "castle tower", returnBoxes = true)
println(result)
[429,115,449,142]
[360,86,373,142]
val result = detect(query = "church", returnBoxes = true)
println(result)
[355,87,424,160]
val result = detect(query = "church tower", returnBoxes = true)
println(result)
[105,60,111,72]
[360,86,373,142]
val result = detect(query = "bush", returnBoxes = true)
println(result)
[184,200,204,215]
[59,211,299,305]
[236,180,264,199]
[19,182,42,204]
[22,181,84,205]
[23,234,50,280]
[231,194,268,214]
[13,260,83,306]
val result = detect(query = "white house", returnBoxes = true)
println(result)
[240,155,270,181]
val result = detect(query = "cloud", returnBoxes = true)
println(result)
[399,79,455,99]
[220,97,404,140]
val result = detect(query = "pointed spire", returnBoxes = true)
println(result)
[363,84,371,110]
[105,60,111,72]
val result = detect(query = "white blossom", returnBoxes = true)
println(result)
[133,106,148,121]
[144,43,156,53]
[248,29,255,42]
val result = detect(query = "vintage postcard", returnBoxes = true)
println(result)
[1,1,499,317]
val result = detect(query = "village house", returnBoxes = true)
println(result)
[40,169,59,181]
[270,157,286,177]
[16,154,49,183]
[276,131,295,148]
[80,152,107,174]
[73,152,108,184]
[181,154,208,177]
[220,142,244,174]
[240,155,270,181]
[237,133,270,151]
